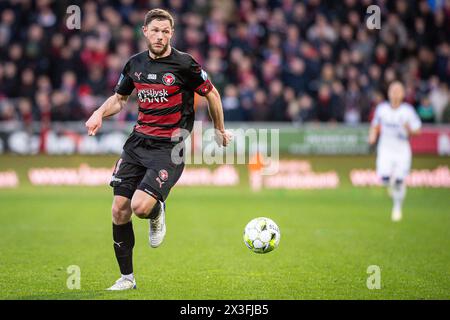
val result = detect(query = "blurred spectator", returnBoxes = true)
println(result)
[0,0,448,124]
[429,80,450,122]
[222,84,243,121]
[20,68,36,99]
[417,96,436,123]
[297,94,316,123]
[251,89,270,122]
[282,57,308,94]
[442,102,450,123]
[307,14,337,43]
[284,87,297,121]
[17,98,33,126]
[344,81,368,124]
[316,84,335,122]
[268,79,287,122]
[0,100,17,121]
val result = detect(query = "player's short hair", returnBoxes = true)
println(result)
[144,9,174,28]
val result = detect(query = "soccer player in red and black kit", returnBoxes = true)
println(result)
[85,9,231,290]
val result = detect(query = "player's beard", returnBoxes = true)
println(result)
[149,42,169,57]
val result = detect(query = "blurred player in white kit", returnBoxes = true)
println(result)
[369,81,422,221]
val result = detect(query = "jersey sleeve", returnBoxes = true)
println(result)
[114,60,135,95]
[185,56,213,96]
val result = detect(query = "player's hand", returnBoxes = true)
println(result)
[368,125,379,146]
[214,129,232,147]
[85,110,103,136]
[367,132,378,154]
[368,134,377,146]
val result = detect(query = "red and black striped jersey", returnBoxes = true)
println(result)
[114,48,213,143]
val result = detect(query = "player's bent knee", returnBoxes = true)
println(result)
[131,200,156,219]
[131,190,157,219]
[132,203,149,218]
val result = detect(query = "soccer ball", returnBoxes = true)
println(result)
[243,217,280,254]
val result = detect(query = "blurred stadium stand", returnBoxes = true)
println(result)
[0,0,449,155]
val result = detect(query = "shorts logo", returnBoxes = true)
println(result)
[162,73,176,86]
[159,169,169,182]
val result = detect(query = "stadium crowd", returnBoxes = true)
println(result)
[0,0,450,125]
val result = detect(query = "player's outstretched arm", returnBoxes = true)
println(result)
[205,86,232,147]
[404,123,421,136]
[85,93,129,136]
[368,124,380,146]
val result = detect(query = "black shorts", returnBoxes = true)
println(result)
[109,132,185,202]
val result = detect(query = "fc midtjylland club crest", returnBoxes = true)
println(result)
[162,73,176,86]
[156,169,169,188]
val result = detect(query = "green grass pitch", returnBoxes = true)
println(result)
[0,155,449,300]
